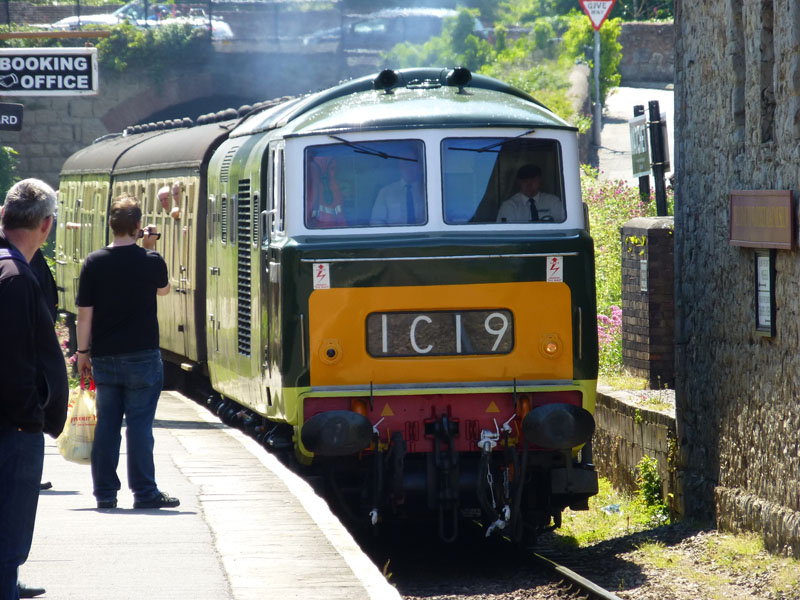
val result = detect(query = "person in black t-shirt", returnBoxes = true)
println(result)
[75,194,179,511]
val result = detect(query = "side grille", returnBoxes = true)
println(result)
[237,179,252,356]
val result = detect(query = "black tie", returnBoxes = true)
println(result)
[528,197,539,221]
[406,185,415,223]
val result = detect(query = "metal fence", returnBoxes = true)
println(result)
[2,1,346,49]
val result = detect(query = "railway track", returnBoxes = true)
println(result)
[533,551,624,600]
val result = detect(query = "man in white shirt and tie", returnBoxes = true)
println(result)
[496,164,563,223]
[370,159,425,226]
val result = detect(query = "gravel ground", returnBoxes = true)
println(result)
[378,522,800,600]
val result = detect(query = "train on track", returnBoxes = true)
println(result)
[55,67,599,542]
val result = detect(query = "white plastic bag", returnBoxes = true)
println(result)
[56,378,97,465]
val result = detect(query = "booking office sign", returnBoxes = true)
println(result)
[0,47,98,96]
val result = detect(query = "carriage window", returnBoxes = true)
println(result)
[305,139,426,228]
[441,137,564,224]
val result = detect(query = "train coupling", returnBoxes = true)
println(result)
[477,414,516,452]
[485,504,511,537]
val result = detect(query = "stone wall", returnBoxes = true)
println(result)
[593,387,679,516]
[675,0,800,554]
[618,22,675,84]
[621,217,675,388]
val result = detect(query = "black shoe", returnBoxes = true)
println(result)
[97,499,117,509]
[133,492,180,509]
[39,481,52,490]
[18,582,46,598]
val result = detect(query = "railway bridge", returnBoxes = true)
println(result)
[1,44,370,188]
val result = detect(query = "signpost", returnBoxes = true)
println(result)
[0,47,98,96]
[578,0,616,145]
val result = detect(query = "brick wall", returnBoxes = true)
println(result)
[621,217,675,389]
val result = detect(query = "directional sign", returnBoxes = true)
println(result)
[0,47,98,96]
[629,114,649,178]
[0,102,22,131]
[579,0,617,31]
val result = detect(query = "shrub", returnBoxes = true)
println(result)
[636,455,670,524]
[0,146,18,200]
[561,12,622,104]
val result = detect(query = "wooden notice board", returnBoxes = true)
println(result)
[729,190,794,249]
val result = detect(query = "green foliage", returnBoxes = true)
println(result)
[96,21,212,78]
[562,12,621,104]
[636,455,670,524]
[0,21,211,82]
[0,146,18,201]
[556,476,666,548]
[497,0,577,25]
[384,8,494,72]
[610,0,674,21]
[496,0,673,21]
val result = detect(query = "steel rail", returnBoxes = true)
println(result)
[533,552,624,600]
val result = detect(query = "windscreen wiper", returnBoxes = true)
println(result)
[448,128,537,153]
[329,135,417,162]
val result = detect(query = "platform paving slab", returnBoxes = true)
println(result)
[21,390,400,600]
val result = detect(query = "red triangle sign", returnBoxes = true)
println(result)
[579,0,616,31]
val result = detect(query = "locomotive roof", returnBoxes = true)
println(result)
[230,68,573,139]
[284,86,569,136]
[60,120,235,176]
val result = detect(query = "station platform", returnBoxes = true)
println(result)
[21,391,401,600]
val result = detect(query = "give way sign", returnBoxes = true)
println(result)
[579,0,617,31]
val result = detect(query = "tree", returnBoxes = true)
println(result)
[562,12,622,104]
[383,8,493,72]
[610,0,674,21]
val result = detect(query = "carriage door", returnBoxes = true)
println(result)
[206,192,222,359]
[178,180,195,359]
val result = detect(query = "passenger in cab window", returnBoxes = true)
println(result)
[370,156,425,226]
[307,156,346,227]
[496,164,563,223]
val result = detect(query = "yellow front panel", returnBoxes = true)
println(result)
[309,282,573,386]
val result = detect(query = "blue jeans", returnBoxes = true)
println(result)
[90,349,163,504]
[0,425,43,600]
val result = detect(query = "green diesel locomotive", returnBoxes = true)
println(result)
[56,68,599,542]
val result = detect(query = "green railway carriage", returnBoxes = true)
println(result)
[56,68,599,542]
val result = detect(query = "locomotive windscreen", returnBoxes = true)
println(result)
[304,139,426,228]
[442,137,564,224]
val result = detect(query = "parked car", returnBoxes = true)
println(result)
[49,1,233,41]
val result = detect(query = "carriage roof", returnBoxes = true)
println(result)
[60,120,234,177]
